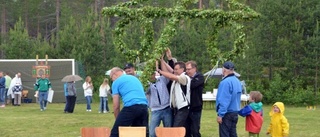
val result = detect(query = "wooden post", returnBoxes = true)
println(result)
[36,55,38,65]
[45,54,48,65]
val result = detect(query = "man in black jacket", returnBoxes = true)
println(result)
[185,61,205,137]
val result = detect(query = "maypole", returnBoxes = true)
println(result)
[102,0,259,88]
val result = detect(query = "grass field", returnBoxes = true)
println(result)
[0,102,319,137]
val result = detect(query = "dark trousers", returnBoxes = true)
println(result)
[64,96,68,112]
[5,88,8,104]
[185,110,202,137]
[110,104,149,137]
[66,96,76,113]
[173,106,189,127]
[219,112,238,137]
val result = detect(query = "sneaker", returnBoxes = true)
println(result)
[103,111,108,113]
[88,109,92,112]
[44,107,47,110]
[40,109,44,111]
[0,105,5,108]
[98,111,101,113]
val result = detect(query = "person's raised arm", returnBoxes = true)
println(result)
[166,48,172,59]
[166,48,176,69]
[160,58,173,73]
[158,69,178,81]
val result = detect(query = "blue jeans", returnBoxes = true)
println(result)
[39,91,48,110]
[85,96,92,110]
[219,112,238,137]
[99,97,109,112]
[149,107,172,137]
[110,104,149,137]
[185,111,202,137]
[0,88,5,105]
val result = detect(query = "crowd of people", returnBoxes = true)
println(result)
[106,48,206,137]
[108,48,290,137]
[0,48,290,137]
[0,72,111,114]
[62,75,111,114]
[0,72,23,107]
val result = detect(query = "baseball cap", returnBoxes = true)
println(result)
[223,61,235,70]
[124,63,134,70]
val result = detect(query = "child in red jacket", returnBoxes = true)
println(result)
[239,91,263,137]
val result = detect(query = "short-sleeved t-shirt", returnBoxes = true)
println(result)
[176,74,187,85]
[112,74,148,107]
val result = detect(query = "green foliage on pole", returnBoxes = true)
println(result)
[102,0,259,88]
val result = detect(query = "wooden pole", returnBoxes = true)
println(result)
[36,55,38,65]
[45,54,48,65]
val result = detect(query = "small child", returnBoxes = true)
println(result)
[99,78,110,113]
[266,102,289,137]
[238,91,263,137]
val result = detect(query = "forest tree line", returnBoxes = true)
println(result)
[0,0,319,105]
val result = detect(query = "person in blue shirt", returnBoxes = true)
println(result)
[109,67,149,137]
[216,61,242,137]
[0,71,6,108]
[63,83,69,113]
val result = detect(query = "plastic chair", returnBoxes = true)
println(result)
[81,127,111,137]
[155,127,186,137]
[118,126,146,137]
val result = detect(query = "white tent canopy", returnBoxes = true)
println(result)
[204,68,240,78]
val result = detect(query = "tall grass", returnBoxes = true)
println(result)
[0,102,318,137]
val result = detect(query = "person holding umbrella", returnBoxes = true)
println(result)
[65,81,77,113]
[34,74,52,111]
[61,74,83,113]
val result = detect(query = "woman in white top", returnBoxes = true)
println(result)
[82,76,93,111]
[99,78,110,113]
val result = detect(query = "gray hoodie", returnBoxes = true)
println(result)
[67,82,76,96]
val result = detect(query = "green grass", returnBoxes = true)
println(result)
[0,103,319,137]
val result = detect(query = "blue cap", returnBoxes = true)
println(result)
[124,63,134,70]
[223,61,235,70]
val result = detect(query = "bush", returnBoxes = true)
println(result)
[258,73,319,106]
[262,73,288,104]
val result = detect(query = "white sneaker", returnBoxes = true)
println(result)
[88,109,92,112]
[40,109,43,111]
[98,111,101,113]
[44,107,47,110]
[103,111,107,113]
